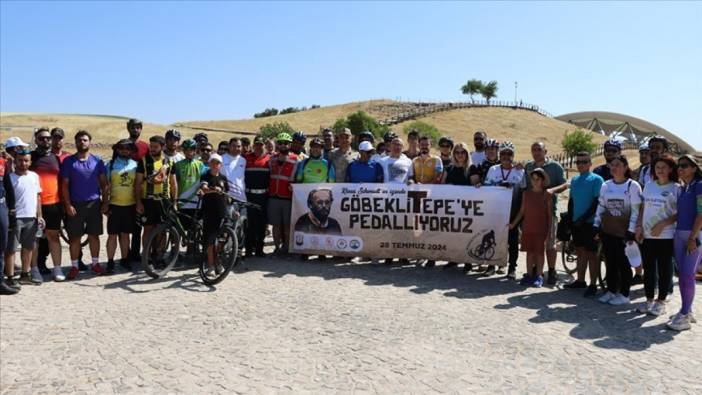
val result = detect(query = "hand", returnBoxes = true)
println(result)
[65,204,77,217]
[514,161,524,170]
[635,228,643,244]
[136,202,144,214]
[37,217,46,230]
[474,183,482,189]
[688,238,699,255]
[101,202,110,215]
[651,222,666,237]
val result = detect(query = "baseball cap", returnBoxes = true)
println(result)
[253,136,264,145]
[5,137,29,149]
[340,127,352,136]
[209,153,223,163]
[358,141,374,152]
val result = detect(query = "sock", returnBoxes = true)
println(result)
[71,260,79,268]
[92,257,99,266]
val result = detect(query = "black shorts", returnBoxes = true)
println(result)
[202,216,224,245]
[107,205,136,234]
[42,203,63,231]
[64,200,103,238]
[572,222,598,252]
[143,199,167,226]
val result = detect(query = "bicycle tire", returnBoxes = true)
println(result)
[199,225,238,286]
[60,227,90,247]
[142,223,181,279]
[561,239,578,275]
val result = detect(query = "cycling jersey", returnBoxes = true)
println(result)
[106,157,138,206]
[295,157,335,184]
[136,154,174,200]
[173,158,206,209]
[30,150,61,205]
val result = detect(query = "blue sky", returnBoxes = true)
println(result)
[1,1,700,149]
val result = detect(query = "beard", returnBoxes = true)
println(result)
[278,147,289,154]
[474,142,485,150]
[420,149,429,155]
[76,145,89,153]
[311,206,330,223]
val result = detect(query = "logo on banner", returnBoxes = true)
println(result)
[466,229,497,261]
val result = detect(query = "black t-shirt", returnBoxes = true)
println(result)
[294,214,342,235]
[593,164,612,181]
[444,165,470,186]
[468,159,499,182]
[200,172,230,219]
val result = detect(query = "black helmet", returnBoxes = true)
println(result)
[193,132,209,143]
[292,131,307,143]
[127,118,142,127]
[438,136,454,147]
[383,131,398,142]
[648,135,669,149]
[165,129,181,141]
[359,131,374,143]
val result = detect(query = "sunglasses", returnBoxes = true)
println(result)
[36,135,51,141]
[575,160,590,165]
[605,149,619,154]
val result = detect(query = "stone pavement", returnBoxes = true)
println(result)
[1,248,701,394]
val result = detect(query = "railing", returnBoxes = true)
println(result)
[553,141,639,170]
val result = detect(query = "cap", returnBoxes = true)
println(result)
[253,136,264,145]
[113,139,136,150]
[340,127,352,136]
[5,137,29,149]
[310,137,324,147]
[358,141,374,152]
[208,153,223,163]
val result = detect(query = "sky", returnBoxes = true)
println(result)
[1,1,700,149]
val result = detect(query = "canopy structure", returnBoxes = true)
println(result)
[556,111,697,155]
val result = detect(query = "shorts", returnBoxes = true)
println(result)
[64,200,103,239]
[143,199,167,226]
[7,218,38,251]
[42,203,63,231]
[202,216,224,245]
[267,197,291,226]
[546,215,557,250]
[107,204,136,234]
[572,222,598,252]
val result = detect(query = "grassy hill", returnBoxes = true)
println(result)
[2,100,605,159]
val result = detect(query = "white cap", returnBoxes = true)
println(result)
[625,242,641,268]
[4,137,29,149]
[208,153,223,163]
[358,141,374,152]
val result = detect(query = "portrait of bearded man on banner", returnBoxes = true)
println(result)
[294,188,342,235]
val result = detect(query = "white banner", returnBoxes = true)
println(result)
[289,184,512,264]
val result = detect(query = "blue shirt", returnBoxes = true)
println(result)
[677,180,702,231]
[570,171,604,223]
[346,159,384,183]
[60,154,106,203]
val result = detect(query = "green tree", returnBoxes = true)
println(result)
[259,121,295,141]
[333,111,389,141]
[461,79,483,103]
[402,121,442,144]
[480,80,498,104]
[253,108,279,118]
[332,117,349,133]
[561,128,597,156]
[279,107,300,115]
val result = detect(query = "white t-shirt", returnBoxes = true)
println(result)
[380,154,413,184]
[10,171,42,218]
[484,164,526,188]
[638,164,653,188]
[221,154,247,202]
[641,181,679,239]
[470,150,486,166]
[594,179,643,235]
[165,151,185,163]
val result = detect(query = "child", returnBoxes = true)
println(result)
[198,154,230,275]
[510,168,552,287]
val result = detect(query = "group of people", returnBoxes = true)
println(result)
[1,122,701,331]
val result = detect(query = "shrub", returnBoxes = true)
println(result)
[254,108,279,118]
[279,107,301,115]
[561,128,596,156]
[259,121,295,141]
[402,121,442,144]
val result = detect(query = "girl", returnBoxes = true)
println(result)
[441,142,472,271]
[667,155,702,331]
[635,155,679,316]
[593,155,642,306]
[510,168,552,287]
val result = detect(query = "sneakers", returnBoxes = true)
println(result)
[19,272,40,285]
[0,277,19,295]
[547,269,557,285]
[481,266,496,277]
[667,313,693,331]
[564,280,587,289]
[608,294,630,306]
[424,260,436,268]
[443,262,458,270]
[506,269,516,280]
[637,301,654,314]
[30,267,44,284]
[463,263,473,273]
[78,261,88,271]
[519,273,533,286]
[67,266,80,280]
[583,285,598,298]
[532,275,544,288]
[496,267,506,275]
[105,260,115,275]
[52,267,65,282]
[598,291,616,304]
[91,263,105,276]
[650,301,666,316]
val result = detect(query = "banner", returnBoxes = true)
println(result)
[289,183,512,265]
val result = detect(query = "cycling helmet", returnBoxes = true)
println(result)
[638,142,650,152]
[485,138,500,148]
[648,135,669,149]
[359,131,374,143]
[276,132,293,142]
[193,132,209,143]
[603,139,622,150]
[438,136,454,147]
[127,118,142,127]
[181,139,198,150]
[165,129,181,141]
[310,137,324,147]
[499,141,515,154]
[383,131,398,142]
[292,131,307,142]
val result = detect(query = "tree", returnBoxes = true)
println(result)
[461,79,483,103]
[402,121,442,144]
[480,80,498,104]
[259,121,295,141]
[253,108,279,118]
[331,111,388,141]
[561,128,597,156]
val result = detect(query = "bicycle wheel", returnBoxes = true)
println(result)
[60,226,90,247]
[142,223,181,279]
[561,239,578,275]
[199,225,238,286]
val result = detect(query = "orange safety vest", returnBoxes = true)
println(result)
[268,153,298,199]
